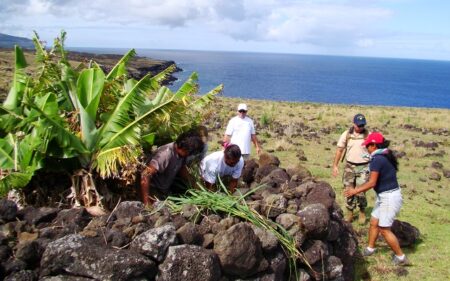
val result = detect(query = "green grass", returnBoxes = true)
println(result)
[206,97,450,281]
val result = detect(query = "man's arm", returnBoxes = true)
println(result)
[223,134,231,144]
[251,134,262,155]
[178,165,196,188]
[332,147,345,177]
[228,178,238,194]
[140,165,157,205]
[344,171,378,197]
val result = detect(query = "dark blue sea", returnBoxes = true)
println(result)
[72,48,450,109]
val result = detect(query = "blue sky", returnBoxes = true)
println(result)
[1,0,449,60]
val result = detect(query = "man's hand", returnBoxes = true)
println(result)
[140,165,157,206]
[332,165,339,177]
[344,187,357,198]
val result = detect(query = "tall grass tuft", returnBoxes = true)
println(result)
[165,179,313,278]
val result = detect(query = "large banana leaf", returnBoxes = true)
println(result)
[0,135,14,168]
[76,68,105,149]
[190,84,224,110]
[97,72,156,149]
[3,46,28,110]
[105,49,137,80]
[0,171,34,196]
[26,94,88,157]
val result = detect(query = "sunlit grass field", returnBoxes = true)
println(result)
[207,97,450,281]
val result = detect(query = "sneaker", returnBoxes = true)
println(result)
[392,255,411,266]
[362,247,376,257]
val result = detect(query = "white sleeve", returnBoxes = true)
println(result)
[232,159,244,179]
[200,159,217,184]
[225,119,234,136]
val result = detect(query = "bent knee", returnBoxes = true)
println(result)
[378,226,392,235]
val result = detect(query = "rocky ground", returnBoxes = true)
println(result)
[0,151,422,281]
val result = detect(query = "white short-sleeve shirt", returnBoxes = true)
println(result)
[224,116,256,155]
[200,151,244,184]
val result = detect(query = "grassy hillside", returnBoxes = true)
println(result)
[205,97,450,281]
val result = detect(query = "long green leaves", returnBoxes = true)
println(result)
[166,183,310,278]
[1,31,221,201]
[3,46,28,110]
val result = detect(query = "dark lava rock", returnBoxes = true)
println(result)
[106,229,131,248]
[0,245,12,261]
[428,172,441,181]
[443,169,450,178]
[260,168,290,188]
[297,203,330,239]
[214,222,263,277]
[4,270,37,281]
[250,225,279,254]
[258,153,280,167]
[431,161,443,169]
[303,239,329,266]
[413,140,439,148]
[303,181,336,210]
[40,234,156,280]
[157,245,221,281]
[255,164,278,183]
[113,201,145,221]
[52,208,92,233]
[176,222,203,245]
[242,159,259,184]
[0,199,18,222]
[391,220,421,247]
[15,240,45,268]
[23,207,59,226]
[129,224,177,262]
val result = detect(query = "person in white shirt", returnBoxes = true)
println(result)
[200,144,244,193]
[223,103,261,160]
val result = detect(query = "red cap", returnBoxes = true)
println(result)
[362,132,384,146]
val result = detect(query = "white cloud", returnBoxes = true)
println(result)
[1,0,391,45]
[1,0,449,60]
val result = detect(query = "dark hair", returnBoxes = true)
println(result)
[175,131,204,156]
[375,139,399,171]
[224,144,241,160]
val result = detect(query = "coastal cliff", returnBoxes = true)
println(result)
[0,48,180,101]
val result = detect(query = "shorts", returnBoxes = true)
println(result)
[242,154,251,161]
[371,188,403,227]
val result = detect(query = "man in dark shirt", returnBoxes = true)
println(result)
[140,131,203,205]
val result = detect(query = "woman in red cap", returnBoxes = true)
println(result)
[344,132,410,266]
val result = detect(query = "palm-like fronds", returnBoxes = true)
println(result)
[93,145,141,178]
[105,49,137,80]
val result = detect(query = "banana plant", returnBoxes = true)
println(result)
[0,32,223,208]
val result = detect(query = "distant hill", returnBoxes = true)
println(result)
[0,33,34,49]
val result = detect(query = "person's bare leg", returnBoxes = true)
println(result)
[368,217,380,248]
[379,227,403,256]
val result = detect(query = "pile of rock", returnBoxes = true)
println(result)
[1,154,360,281]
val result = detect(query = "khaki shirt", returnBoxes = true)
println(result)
[337,129,370,164]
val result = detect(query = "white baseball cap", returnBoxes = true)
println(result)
[237,103,248,111]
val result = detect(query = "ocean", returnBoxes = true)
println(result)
[72,48,450,109]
